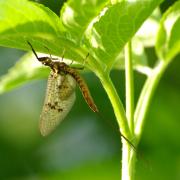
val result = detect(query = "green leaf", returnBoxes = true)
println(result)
[85,0,164,72]
[155,1,180,62]
[0,0,164,94]
[0,0,86,63]
[0,0,164,73]
[60,0,109,44]
[0,52,49,94]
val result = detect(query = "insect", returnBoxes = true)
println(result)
[27,42,98,136]
[27,42,136,150]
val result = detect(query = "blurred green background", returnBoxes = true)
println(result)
[0,0,180,179]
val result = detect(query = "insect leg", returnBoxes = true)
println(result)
[61,49,66,61]
[71,53,90,70]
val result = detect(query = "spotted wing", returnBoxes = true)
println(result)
[40,71,76,136]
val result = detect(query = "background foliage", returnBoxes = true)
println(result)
[0,0,179,179]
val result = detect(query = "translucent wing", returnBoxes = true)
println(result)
[40,71,76,136]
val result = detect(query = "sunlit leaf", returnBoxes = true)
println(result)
[85,0,164,71]
[0,0,164,94]
[155,1,180,62]
[60,0,109,44]
[0,0,84,63]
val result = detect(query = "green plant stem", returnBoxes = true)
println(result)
[98,73,131,138]
[122,142,136,180]
[125,42,134,134]
[134,60,169,143]
[98,72,134,180]
[120,42,136,180]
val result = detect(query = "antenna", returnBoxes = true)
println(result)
[27,41,39,60]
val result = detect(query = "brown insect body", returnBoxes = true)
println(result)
[27,41,99,136]
[27,40,97,113]
[45,60,99,113]
[59,63,99,113]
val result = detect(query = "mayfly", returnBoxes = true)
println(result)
[27,42,98,136]
[27,42,136,149]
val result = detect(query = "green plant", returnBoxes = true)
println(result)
[0,0,179,179]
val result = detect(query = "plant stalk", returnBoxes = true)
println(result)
[134,60,169,143]
[98,73,134,180]
[98,73,131,138]
[125,42,134,134]
[121,42,136,180]
[121,142,136,180]
[96,54,170,180]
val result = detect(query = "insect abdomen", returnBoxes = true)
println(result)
[66,67,99,113]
